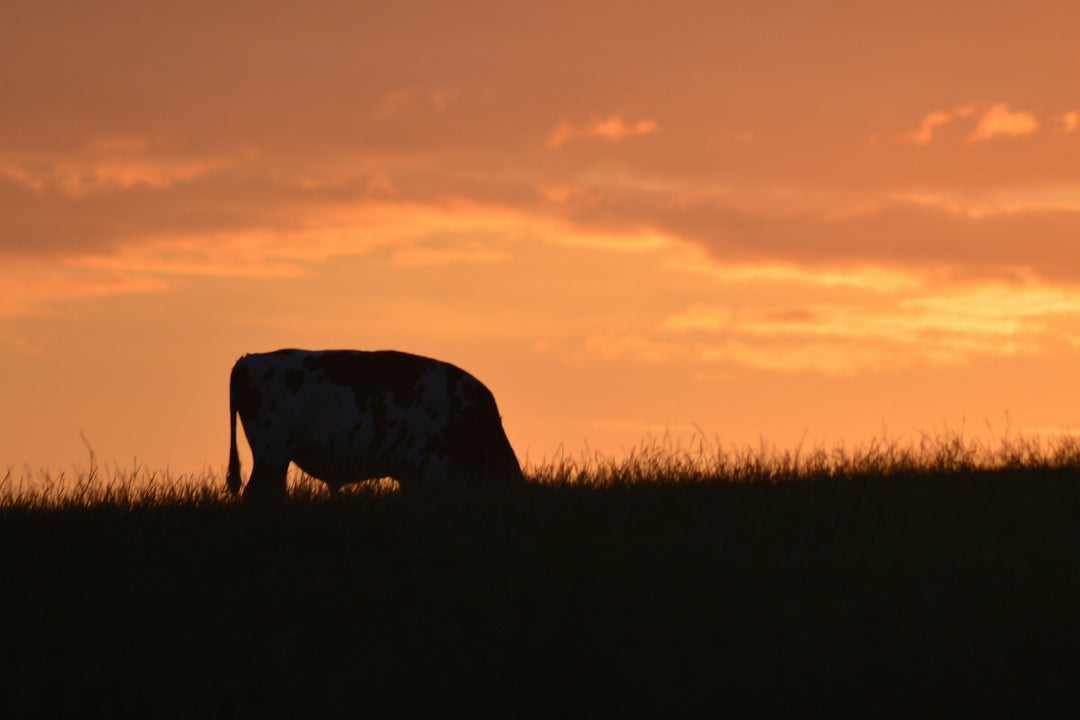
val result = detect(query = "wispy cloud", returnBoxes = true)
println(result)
[0,143,222,197]
[898,104,975,144]
[594,282,1080,375]
[967,103,1039,142]
[0,259,170,319]
[0,197,676,316]
[547,115,659,148]
[1054,111,1079,133]
[584,332,906,376]
[899,102,1048,145]
[662,244,926,292]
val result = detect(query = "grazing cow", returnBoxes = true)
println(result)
[226,349,524,498]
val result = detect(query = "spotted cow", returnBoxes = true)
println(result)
[226,349,524,498]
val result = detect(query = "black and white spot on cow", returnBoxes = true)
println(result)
[226,349,524,498]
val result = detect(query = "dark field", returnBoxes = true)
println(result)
[3,433,1080,717]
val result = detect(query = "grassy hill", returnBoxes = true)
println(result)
[3,432,1080,717]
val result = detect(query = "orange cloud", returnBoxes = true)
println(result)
[897,103,1055,144]
[899,110,955,145]
[585,332,903,376]
[547,115,659,148]
[0,150,220,197]
[1054,111,1079,133]
[645,282,1080,375]
[967,103,1039,142]
[0,259,169,319]
[0,195,683,316]
[662,244,925,292]
[898,104,975,144]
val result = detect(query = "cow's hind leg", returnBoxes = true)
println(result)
[243,461,289,502]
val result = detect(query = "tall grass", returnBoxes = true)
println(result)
[0,461,224,511]
[5,427,1080,509]
[527,425,1080,486]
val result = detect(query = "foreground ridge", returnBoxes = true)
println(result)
[2,429,1080,716]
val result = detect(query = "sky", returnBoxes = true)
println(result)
[5,0,1080,476]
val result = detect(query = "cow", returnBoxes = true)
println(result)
[226,349,525,499]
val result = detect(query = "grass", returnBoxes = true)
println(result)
[3,429,1080,717]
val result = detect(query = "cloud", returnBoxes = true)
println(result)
[0,165,311,258]
[967,103,1039,142]
[662,244,925,292]
[15,130,1080,310]
[733,287,1075,343]
[547,182,1080,285]
[898,104,975,144]
[1054,111,1079,133]
[6,1,1080,322]
[899,103,1047,144]
[547,115,659,148]
[0,258,170,319]
[0,143,222,197]
[642,282,1080,375]
[899,110,957,145]
[585,332,905,375]
[0,192,683,316]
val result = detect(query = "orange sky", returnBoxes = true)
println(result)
[5,1,1080,475]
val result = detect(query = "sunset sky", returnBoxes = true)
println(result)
[5,1,1080,476]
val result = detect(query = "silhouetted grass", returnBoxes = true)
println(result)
[3,429,1080,717]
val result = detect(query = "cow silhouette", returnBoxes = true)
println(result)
[227,349,524,498]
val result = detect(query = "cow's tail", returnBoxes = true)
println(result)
[226,363,242,495]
